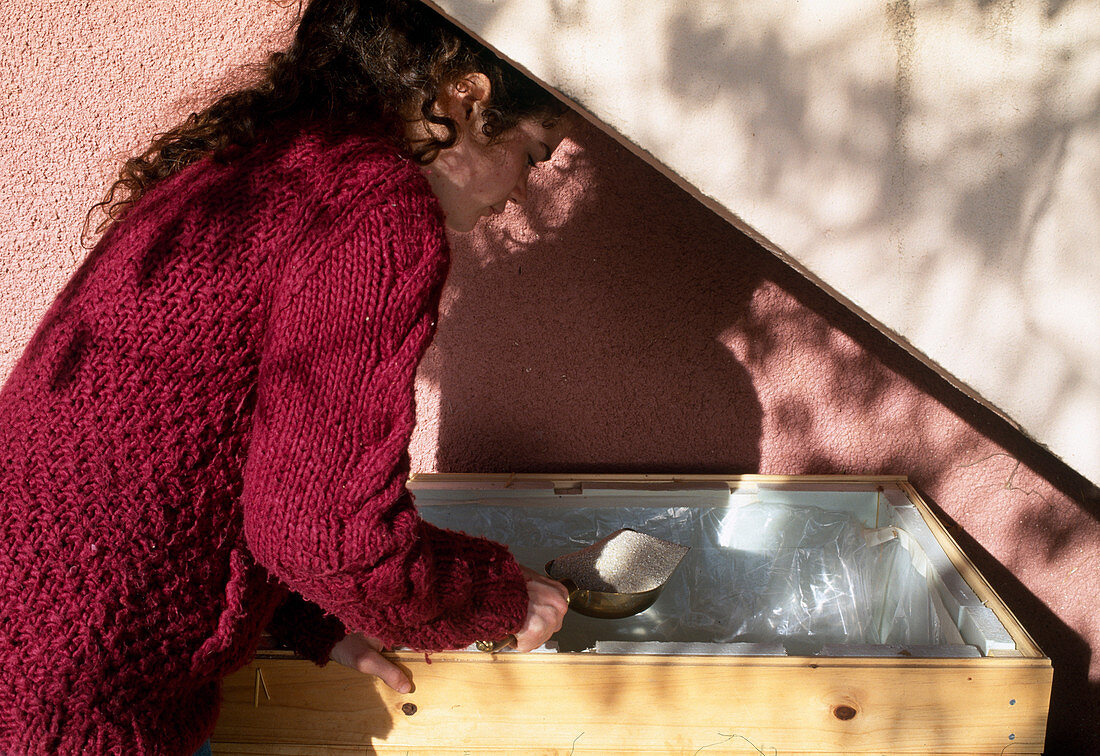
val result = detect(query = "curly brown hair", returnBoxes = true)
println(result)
[88,0,566,235]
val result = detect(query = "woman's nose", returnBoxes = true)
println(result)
[509,174,529,205]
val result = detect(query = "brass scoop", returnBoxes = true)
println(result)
[476,528,690,653]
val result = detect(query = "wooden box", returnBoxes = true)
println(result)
[212,474,1051,754]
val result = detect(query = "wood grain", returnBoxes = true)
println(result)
[214,475,1051,754]
[215,653,1051,754]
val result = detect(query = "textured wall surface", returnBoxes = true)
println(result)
[0,0,301,372]
[2,1,1098,752]
[426,0,1100,485]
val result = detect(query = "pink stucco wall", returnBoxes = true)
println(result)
[3,2,1097,751]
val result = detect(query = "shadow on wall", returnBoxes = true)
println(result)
[419,116,1099,752]
[420,115,1100,507]
[422,120,764,473]
[655,1,1100,424]
[922,494,1099,750]
[417,3,1099,750]
[662,0,1094,274]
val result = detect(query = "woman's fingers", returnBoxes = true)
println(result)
[330,633,412,693]
[512,565,570,652]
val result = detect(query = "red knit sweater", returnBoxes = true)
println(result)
[0,128,528,755]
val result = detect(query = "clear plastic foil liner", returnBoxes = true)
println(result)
[418,500,950,653]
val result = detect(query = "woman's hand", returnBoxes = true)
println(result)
[512,564,570,652]
[330,632,412,693]
[334,564,568,677]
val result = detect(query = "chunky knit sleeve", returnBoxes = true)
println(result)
[240,148,527,652]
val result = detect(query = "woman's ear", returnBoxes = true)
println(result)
[449,72,492,123]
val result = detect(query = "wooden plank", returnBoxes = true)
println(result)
[214,655,1051,754]
[408,472,910,488]
[213,747,1020,756]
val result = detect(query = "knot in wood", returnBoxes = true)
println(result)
[833,704,857,720]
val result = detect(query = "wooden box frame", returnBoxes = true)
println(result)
[212,474,1051,755]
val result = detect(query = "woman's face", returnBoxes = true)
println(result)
[419,79,571,232]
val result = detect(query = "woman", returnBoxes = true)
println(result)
[0,0,571,752]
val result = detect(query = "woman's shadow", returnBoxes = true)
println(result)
[425,120,764,474]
